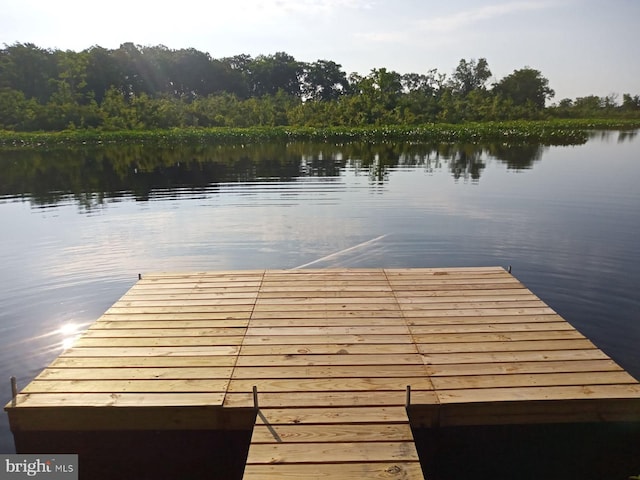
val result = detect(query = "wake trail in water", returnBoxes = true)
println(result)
[291,234,389,270]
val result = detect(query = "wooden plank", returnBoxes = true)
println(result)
[248,317,408,327]
[397,294,539,303]
[267,268,385,274]
[254,406,410,425]
[425,359,624,376]
[72,336,245,347]
[242,462,424,479]
[138,271,263,285]
[436,384,640,403]
[137,280,262,288]
[85,328,246,337]
[250,423,414,443]
[122,291,259,299]
[241,335,414,345]
[239,344,419,355]
[403,307,556,317]
[250,310,405,319]
[22,379,230,394]
[252,304,401,312]
[61,346,239,357]
[414,330,584,344]
[50,356,238,368]
[143,270,264,278]
[264,273,386,281]
[234,357,424,368]
[107,305,255,314]
[11,392,226,408]
[227,377,434,392]
[244,326,410,336]
[261,280,390,288]
[386,269,512,277]
[100,312,253,321]
[417,339,597,354]
[409,322,574,334]
[246,441,419,464]
[36,367,234,381]
[255,297,397,305]
[117,298,257,306]
[430,371,638,390]
[258,286,393,293]
[394,288,533,297]
[232,365,428,378]
[90,320,250,329]
[387,283,527,291]
[131,285,261,293]
[258,290,394,298]
[420,349,607,364]
[224,391,439,408]
[387,278,518,286]
[406,314,564,325]
[398,300,547,309]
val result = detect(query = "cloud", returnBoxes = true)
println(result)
[418,1,554,33]
[351,1,557,48]
[353,31,409,43]
[273,0,374,13]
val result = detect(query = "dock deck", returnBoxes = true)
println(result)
[6,267,640,479]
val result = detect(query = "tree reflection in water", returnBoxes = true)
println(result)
[0,140,554,210]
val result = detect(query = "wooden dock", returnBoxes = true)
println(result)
[6,267,640,479]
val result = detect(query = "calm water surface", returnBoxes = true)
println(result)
[1,132,639,452]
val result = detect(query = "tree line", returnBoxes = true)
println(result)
[1,42,639,131]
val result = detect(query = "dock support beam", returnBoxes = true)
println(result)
[10,376,17,407]
[253,386,259,410]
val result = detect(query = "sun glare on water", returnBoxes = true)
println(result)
[57,323,82,351]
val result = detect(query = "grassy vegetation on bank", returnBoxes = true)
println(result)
[1,119,639,149]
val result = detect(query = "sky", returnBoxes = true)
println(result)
[1,0,638,101]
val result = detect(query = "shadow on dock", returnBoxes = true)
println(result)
[413,421,640,480]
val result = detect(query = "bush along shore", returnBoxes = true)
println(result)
[1,120,639,150]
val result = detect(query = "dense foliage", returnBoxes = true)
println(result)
[1,43,639,132]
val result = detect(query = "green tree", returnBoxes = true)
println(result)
[0,88,30,129]
[493,67,554,109]
[249,52,302,97]
[84,45,124,103]
[301,60,348,101]
[0,43,58,102]
[622,93,640,111]
[101,86,140,129]
[450,58,491,95]
[573,95,603,116]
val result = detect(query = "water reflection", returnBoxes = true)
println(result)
[587,130,638,143]
[6,320,90,361]
[0,141,555,210]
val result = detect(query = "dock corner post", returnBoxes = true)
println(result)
[138,273,142,280]
[252,385,259,411]
[405,385,411,408]
[508,265,512,274]
[10,376,17,407]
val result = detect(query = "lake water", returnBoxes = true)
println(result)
[1,131,639,453]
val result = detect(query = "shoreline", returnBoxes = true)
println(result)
[1,119,639,150]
